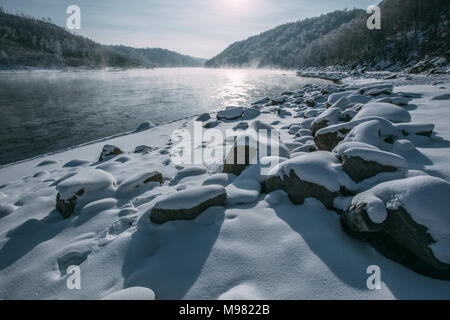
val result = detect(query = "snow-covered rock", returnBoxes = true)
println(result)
[314,122,354,151]
[393,139,415,152]
[311,107,341,135]
[342,176,450,280]
[330,97,351,110]
[223,121,289,175]
[395,123,435,137]
[296,129,312,137]
[288,125,301,135]
[293,136,314,144]
[360,84,393,96]
[134,145,156,154]
[265,152,352,209]
[135,121,155,132]
[169,167,207,186]
[327,91,353,106]
[291,143,317,153]
[150,185,226,224]
[226,178,261,205]
[101,287,156,300]
[56,168,117,218]
[341,147,407,183]
[353,102,411,123]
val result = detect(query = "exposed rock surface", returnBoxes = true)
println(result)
[150,185,227,224]
[99,145,124,161]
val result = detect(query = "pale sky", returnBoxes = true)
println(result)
[0,0,378,59]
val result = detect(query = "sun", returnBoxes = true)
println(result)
[219,0,249,12]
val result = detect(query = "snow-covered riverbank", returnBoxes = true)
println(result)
[0,76,450,299]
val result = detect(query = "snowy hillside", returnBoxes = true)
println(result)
[0,76,450,299]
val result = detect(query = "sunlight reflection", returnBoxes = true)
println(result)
[216,69,257,107]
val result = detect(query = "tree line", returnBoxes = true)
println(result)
[205,0,450,70]
[0,9,204,69]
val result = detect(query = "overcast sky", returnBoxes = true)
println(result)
[0,0,377,59]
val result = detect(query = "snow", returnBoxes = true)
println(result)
[352,102,411,123]
[313,107,341,125]
[315,116,394,139]
[225,178,261,205]
[291,143,317,153]
[293,136,313,144]
[232,120,291,160]
[394,123,434,135]
[333,141,379,156]
[352,176,450,263]
[342,120,383,146]
[393,139,415,152]
[153,185,226,210]
[361,84,393,95]
[101,287,156,300]
[288,125,301,134]
[116,172,161,195]
[169,167,207,186]
[327,91,353,105]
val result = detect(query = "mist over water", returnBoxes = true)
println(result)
[0,68,328,166]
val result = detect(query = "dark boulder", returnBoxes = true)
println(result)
[341,155,398,183]
[342,203,450,280]
[99,145,124,162]
[56,189,84,218]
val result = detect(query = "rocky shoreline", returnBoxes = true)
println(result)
[55,79,450,280]
[1,75,450,299]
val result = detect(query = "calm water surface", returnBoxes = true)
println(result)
[0,68,328,166]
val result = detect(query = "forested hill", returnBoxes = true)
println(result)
[0,10,205,69]
[205,0,450,70]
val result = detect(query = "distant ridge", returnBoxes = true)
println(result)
[206,0,450,70]
[0,9,205,69]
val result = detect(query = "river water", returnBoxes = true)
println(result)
[0,68,328,166]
